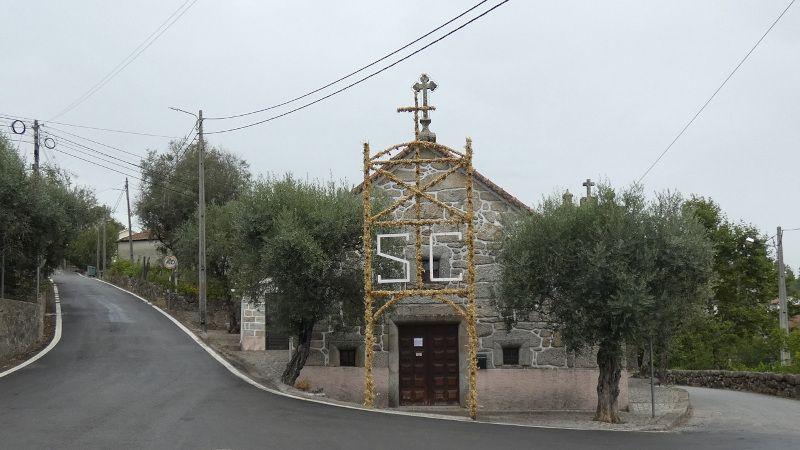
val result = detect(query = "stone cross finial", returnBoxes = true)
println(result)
[413,74,437,142]
[582,178,595,198]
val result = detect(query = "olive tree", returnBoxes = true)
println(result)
[499,186,712,423]
[136,140,250,252]
[232,176,363,385]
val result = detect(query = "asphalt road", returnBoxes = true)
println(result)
[1,272,798,449]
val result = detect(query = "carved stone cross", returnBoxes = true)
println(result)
[413,74,437,142]
[582,178,595,198]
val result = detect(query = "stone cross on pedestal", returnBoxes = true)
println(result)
[580,179,596,206]
[582,179,595,197]
[413,74,437,142]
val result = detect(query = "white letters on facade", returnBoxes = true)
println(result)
[376,232,464,283]
[429,232,463,282]
[376,233,410,284]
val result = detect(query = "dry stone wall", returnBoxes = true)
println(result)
[0,298,43,361]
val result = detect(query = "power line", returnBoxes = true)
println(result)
[0,113,179,139]
[205,0,490,121]
[205,0,511,135]
[49,0,199,120]
[111,189,126,213]
[637,0,796,183]
[43,131,142,169]
[43,125,147,159]
[50,145,194,198]
[51,135,196,190]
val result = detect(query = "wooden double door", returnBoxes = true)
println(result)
[398,324,460,406]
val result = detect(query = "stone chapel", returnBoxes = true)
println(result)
[242,74,628,411]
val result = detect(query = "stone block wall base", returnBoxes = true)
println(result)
[241,336,265,351]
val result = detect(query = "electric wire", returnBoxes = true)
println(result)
[205,0,490,120]
[637,0,796,183]
[43,125,147,159]
[0,113,179,139]
[50,136,196,190]
[49,145,193,198]
[204,0,511,135]
[49,0,199,120]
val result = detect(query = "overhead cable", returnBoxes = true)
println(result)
[637,0,796,182]
[49,0,199,120]
[205,0,490,120]
[205,0,511,135]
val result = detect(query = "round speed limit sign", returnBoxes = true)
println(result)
[163,256,178,270]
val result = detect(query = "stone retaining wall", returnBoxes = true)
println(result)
[667,369,800,399]
[0,297,44,361]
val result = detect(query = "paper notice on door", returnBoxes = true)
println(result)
[413,337,423,347]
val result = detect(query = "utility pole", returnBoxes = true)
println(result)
[198,109,207,333]
[101,217,107,277]
[96,221,101,276]
[125,178,134,262]
[32,120,40,175]
[1,248,4,299]
[33,120,41,301]
[776,226,791,365]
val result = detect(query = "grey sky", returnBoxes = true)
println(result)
[2,1,799,268]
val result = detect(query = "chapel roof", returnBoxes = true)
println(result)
[353,145,532,212]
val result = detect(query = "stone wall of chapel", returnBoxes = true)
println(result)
[307,150,597,370]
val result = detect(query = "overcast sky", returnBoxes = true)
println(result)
[2,1,799,268]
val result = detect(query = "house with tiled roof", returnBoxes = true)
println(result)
[116,229,163,264]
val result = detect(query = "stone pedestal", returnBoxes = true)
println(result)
[240,299,265,351]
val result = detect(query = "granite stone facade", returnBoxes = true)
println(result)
[290,146,619,409]
[305,147,598,373]
[240,300,266,351]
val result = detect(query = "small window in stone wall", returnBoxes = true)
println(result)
[422,256,441,282]
[502,346,520,366]
[339,348,356,367]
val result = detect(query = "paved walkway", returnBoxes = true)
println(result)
[1,272,798,449]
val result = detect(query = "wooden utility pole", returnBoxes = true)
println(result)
[198,109,207,333]
[96,221,101,275]
[776,226,791,365]
[101,218,107,277]
[125,178,134,262]
[32,120,40,175]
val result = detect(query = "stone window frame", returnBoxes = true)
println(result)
[330,342,364,367]
[502,345,520,366]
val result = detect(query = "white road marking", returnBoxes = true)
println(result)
[0,280,63,379]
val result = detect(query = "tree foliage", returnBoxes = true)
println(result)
[670,197,783,370]
[0,134,110,299]
[173,201,241,332]
[231,176,364,385]
[500,186,713,422]
[135,140,250,252]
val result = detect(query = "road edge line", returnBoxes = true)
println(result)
[93,277,665,432]
[0,280,63,379]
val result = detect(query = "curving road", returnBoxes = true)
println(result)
[1,272,798,449]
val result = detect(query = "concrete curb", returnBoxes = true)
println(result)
[93,276,678,433]
[0,280,63,379]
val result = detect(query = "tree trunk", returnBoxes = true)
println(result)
[657,342,669,383]
[281,321,315,386]
[595,340,623,423]
[225,295,240,334]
